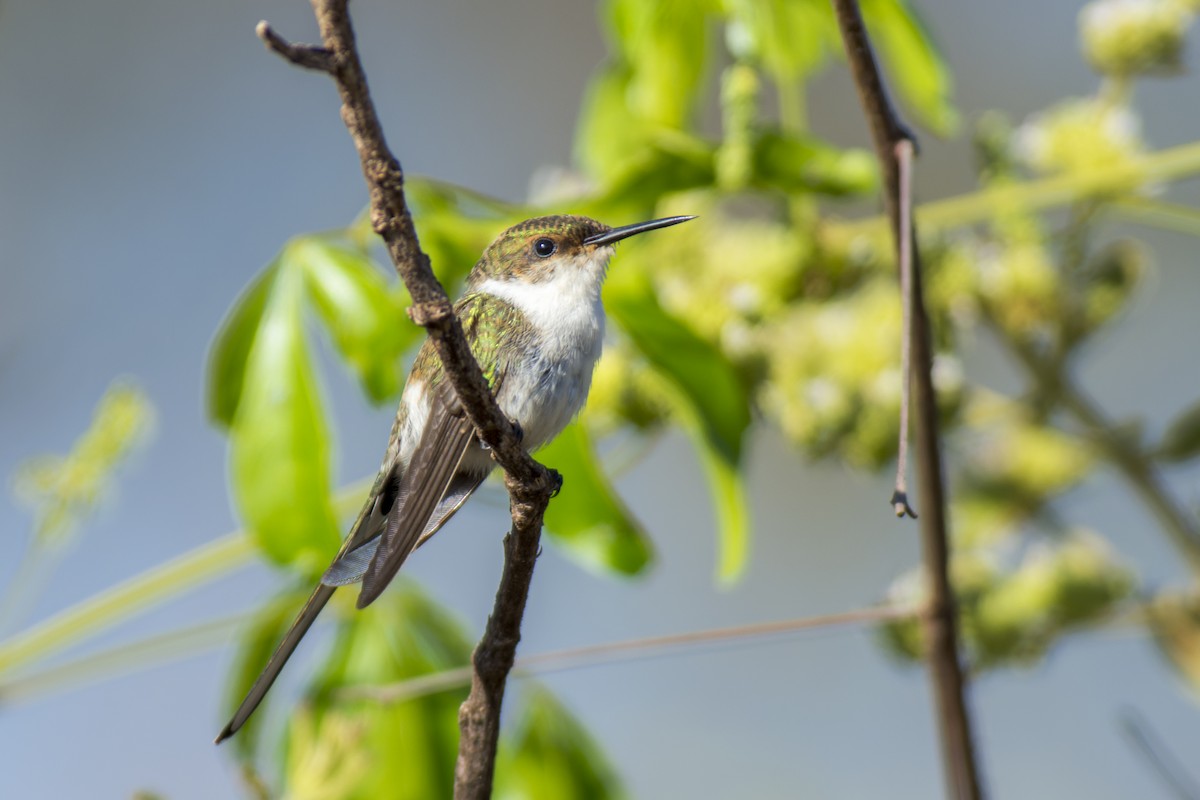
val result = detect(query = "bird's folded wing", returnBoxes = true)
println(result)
[217,394,479,743]
[321,471,485,587]
[356,391,477,608]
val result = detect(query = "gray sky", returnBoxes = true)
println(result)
[2,1,1198,797]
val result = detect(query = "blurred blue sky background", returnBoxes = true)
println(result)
[2,0,1199,797]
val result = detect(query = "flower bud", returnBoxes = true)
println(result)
[1015,97,1143,175]
[1080,0,1191,77]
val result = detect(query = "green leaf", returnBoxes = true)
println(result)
[692,436,752,584]
[405,178,515,292]
[606,275,752,583]
[861,0,959,137]
[1158,399,1200,463]
[590,133,717,218]
[753,130,878,196]
[1148,590,1200,695]
[290,237,413,404]
[723,0,839,81]
[300,583,473,800]
[229,260,340,569]
[606,0,712,129]
[537,422,654,576]
[578,0,713,181]
[575,64,649,182]
[495,686,625,800]
[234,582,625,799]
[206,264,281,428]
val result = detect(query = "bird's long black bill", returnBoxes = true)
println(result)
[583,215,695,246]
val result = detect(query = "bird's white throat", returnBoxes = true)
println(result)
[473,246,611,339]
[472,247,611,450]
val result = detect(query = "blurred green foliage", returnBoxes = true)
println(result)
[226,582,620,799]
[13,382,153,549]
[5,382,154,635]
[537,422,653,576]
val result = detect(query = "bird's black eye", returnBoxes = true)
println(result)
[534,238,556,258]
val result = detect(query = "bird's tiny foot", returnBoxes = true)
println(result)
[548,470,563,498]
[510,419,525,444]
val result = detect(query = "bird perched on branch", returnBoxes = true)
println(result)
[216,213,693,743]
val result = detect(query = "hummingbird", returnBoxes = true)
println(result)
[216,213,693,743]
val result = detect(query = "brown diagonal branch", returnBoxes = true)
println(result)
[829,1,985,798]
[257,2,557,796]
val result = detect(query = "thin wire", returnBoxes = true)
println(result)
[340,604,910,705]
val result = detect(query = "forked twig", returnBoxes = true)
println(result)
[257,3,557,796]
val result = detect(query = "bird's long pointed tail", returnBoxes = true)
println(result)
[214,582,336,744]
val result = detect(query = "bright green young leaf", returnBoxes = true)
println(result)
[405,177,517,291]
[754,130,878,196]
[1158,399,1200,463]
[495,686,625,800]
[537,421,654,576]
[290,237,413,404]
[579,0,713,180]
[590,134,717,218]
[722,0,838,81]
[346,178,514,300]
[691,438,751,584]
[206,263,281,428]
[606,275,752,583]
[232,582,627,799]
[606,0,713,129]
[229,261,340,569]
[1148,591,1200,695]
[575,64,654,182]
[305,585,470,800]
[861,0,959,137]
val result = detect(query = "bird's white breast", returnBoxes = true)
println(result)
[475,248,610,450]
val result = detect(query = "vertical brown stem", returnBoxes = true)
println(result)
[829,1,985,797]
[453,482,552,797]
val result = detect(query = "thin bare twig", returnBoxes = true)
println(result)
[829,1,985,797]
[1002,333,1200,575]
[255,21,333,71]
[340,605,910,705]
[892,139,918,519]
[257,3,558,796]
